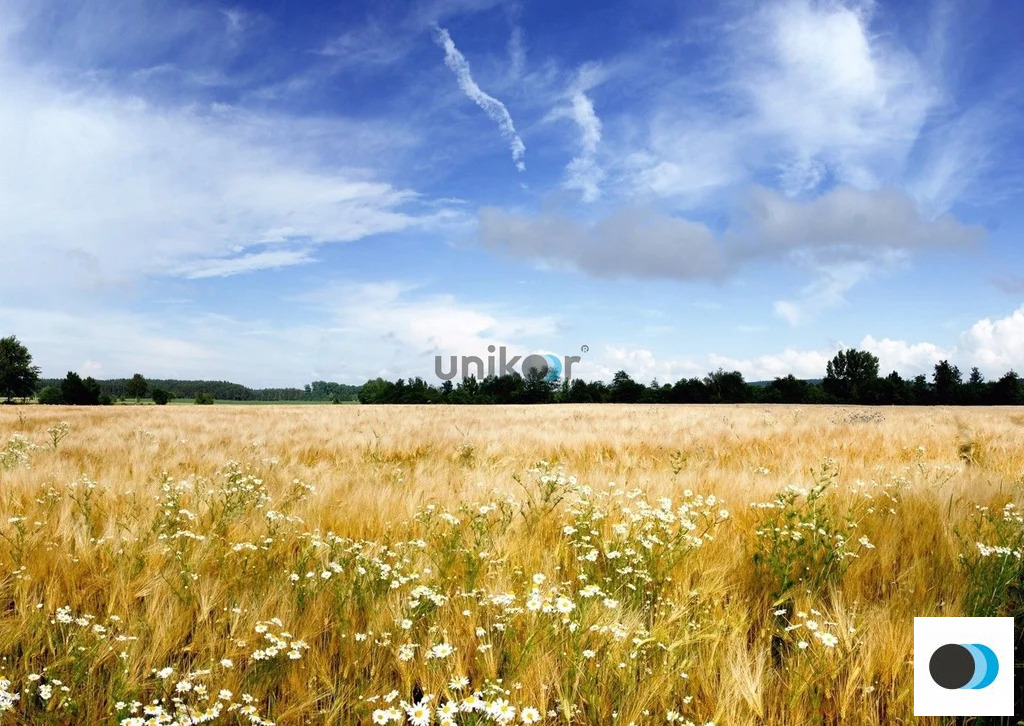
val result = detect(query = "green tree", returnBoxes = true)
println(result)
[521,368,555,404]
[60,372,101,405]
[125,373,148,403]
[609,370,645,403]
[768,375,812,403]
[932,360,962,404]
[151,389,171,405]
[992,371,1022,405]
[823,349,880,403]
[0,336,41,403]
[877,371,911,405]
[965,367,986,405]
[194,392,215,405]
[704,369,748,403]
[910,374,931,404]
[37,385,63,405]
[670,377,710,403]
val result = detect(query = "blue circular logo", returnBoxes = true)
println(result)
[542,354,562,382]
[929,643,998,689]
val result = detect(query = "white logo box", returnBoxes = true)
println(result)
[913,617,1015,717]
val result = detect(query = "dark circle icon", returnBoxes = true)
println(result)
[929,643,999,689]
[521,354,549,380]
[930,644,974,689]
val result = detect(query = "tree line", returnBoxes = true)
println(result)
[0,336,360,404]
[358,349,1024,405]
[32,376,360,403]
[2,335,1021,406]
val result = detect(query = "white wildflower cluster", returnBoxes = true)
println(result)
[665,713,714,726]
[0,433,36,470]
[219,461,272,511]
[0,678,18,713]
[775,608,843,650]
[25,673,70,706]
[366,681,542,725]
[973,503,1024,558]
[251,619,309,661]
[750,471,885,588]
[559,480,728,605]
[117,675,273,726]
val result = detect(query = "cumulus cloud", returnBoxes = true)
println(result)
[434,26,526,171]
[957,306,1024,373]
[478,185,980,282]
[860,335,948,375]
[582,306,1024,384]
[0,280,563,385]
[708,349,832,381]
[859,307,1024,377]
[739,187,982,256]
[478,206,727,279]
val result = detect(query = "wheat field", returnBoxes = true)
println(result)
[0,404,1022,725]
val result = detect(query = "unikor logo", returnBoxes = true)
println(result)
[914,617,1014,717]
[434,346,581,383]
[929,643,999,690]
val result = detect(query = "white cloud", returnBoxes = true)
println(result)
[576,345,830,383]
[627,120,744,207]
[318,21,410,66]
[859,335,948,376]
[546,65,606,203]
[434,26,526,171]
[740,186,981,255]
[772,253,905,326]
[0,307,220,381]
[0,31,450,297]
[292,281,561,380]
[578,347,703,384]
[563,91,604,202]
[628,0,946,202]
[478,206,727,279]
[478,185,978,283]
[179,249,316,279]
[708,349,832,381]
[578,306,1024,384]
[508,25,525,78]
[859,306,1024,377]
[1,280,563,386]
[735,0,938,193]
[957,306,1024,373]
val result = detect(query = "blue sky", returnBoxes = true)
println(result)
[1,0,1023,386]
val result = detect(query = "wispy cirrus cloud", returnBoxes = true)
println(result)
[560,85,604,202]
[178,249,316,279]
[0,10,457,297]
[622,0,953,204]
[434,25,526,171]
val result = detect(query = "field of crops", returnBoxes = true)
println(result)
[0,405,1022,724]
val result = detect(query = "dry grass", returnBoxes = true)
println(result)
[0,404,1022,725]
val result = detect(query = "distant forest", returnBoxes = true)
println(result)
[33,378,360,403]
[357,349,1024,406]
[4,335,1022,406]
